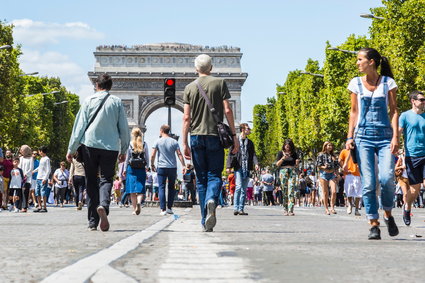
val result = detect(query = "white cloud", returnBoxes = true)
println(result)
[19,49,92,100]
[12,19,104,46]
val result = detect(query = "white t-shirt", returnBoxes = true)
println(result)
[35,156,51,181]
[152,172,159,187]
[19,156,34,184]
[247,178,254,188]
[347,76,397,128]
[54,169,69,188]
[10,168,23,189]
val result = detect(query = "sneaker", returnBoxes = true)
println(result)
[368,226,381,240]
[239,211,248,215]
[384,216,399,237]
[202,224,213,232]
[97,206,110,232]
[40,208,48,213]
[205,200,217,231]
[33,208,41,213]
[402,204,411,226]
[166,208,174,215]
[233,210,239,216]
[288,212,295,216]
[77,202,83,210]
[135,204,141,215]
[88,226,97,231]
[354,209,361,216]
[347,205,352,215]
[160,210,167,216]
[14,208,19,213]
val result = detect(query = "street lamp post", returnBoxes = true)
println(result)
[26,90,60,97]
[327,47,358,54]
[19,72,39,77]
[54,100,68,105]
[360,13,385,20]
[300,71,324,78]
[0,45,12,50]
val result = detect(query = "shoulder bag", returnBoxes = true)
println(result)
[195,81,234,149]
[76,93,110,162]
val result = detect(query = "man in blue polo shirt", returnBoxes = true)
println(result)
[399,90,425,226]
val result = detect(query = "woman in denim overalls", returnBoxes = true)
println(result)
[346,48,399,240]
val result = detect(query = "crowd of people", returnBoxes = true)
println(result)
[1,50,425,241]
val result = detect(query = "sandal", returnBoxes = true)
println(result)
[325,210,330,215]
[331,209,337,214]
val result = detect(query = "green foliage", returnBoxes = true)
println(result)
[0,21,80,165]
[252,0,425,167]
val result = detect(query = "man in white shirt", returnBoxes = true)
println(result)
[33,146,51,212]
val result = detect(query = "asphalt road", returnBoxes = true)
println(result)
[1,203,424,282]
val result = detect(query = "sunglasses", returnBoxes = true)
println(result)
[416,98,425,102]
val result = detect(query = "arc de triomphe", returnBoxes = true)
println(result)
[88,43,248,130]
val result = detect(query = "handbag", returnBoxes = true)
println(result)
[75,93,110,162]
[195,81,234,149]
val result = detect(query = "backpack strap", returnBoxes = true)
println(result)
[356,77,363,96]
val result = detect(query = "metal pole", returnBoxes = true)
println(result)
[168,105,172,131]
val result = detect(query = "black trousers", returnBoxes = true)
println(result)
[73,175,86,205]
[21,182,31,209]
[82,146,118,227]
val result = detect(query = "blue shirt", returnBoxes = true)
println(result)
[153,137,180,168]
[261,173,274,192]
[32,159,40,180]
[67,91,130,154]
[400,109,425,157]
[0,148,3,158]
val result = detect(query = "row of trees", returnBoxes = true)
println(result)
[0,21,80,164]
[251,0,425,166]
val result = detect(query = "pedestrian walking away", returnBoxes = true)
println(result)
[182,54,239,232]
[150,125,185,216]
[19,145,33,212]
[69,155,86,210]
[67,73,130,232]
[226,123,259,216]
[123,127,149,216]
[275,138,300,216]
[346,48,399,240]
[399,90,425,226]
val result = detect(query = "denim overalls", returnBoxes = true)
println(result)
[354,76,395,220]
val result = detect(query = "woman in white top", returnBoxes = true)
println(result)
[19,145,33,212]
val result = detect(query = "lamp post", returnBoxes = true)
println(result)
[360,13,385,20]
[300,71,324,78]
[327,47,358,54]
[19,72,39,77]
[54,100,68,105]
[0,45,12,50]
[26,90,60,97]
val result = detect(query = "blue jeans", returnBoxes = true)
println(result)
[234,169,249,212]
[190,135,224,225]
[157,168,177,211]
[355,136,395,220]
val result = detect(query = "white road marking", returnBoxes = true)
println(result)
[41,215,177,283]
[90,265,137,283]
[157,219,256,282]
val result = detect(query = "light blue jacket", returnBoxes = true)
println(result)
[67,91,130,154]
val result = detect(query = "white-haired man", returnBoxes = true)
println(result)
[182,54,239,232]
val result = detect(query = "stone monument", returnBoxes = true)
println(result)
[88,43,248,130]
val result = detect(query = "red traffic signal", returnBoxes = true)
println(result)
[164,78,176,106]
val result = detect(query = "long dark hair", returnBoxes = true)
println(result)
[359,48,394,78]
[282,138,296,154]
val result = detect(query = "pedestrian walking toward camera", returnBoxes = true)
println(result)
[226,123,259,216]
[0,150,13,209]
[182,54,239,232]
[261,168,275,206]
[339,148,362,216]
[399,90,425,226]
[275,139,299,216]
[346,48,399,240]
[33,146,51,213]
[317,141,339,215]
[30,151,39,208]
[53,162,70,208]
[19,145,33,212]
[124,127,149,216]
[151,125,185,216]
[69,155,86,210]
[67,73,130,231]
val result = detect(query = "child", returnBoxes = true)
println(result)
[9,158,24,213]
[113,176,122,206]
[0,165,4,211]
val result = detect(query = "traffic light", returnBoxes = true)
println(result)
[164,78,176,105]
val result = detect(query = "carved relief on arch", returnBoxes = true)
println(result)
[138,96,184,126]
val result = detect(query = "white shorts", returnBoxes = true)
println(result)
[30,179,37,191]
[344,174,362,198]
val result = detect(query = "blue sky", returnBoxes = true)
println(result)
[3,0,381,159]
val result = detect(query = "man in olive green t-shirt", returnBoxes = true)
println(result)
[182,54,239,232]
